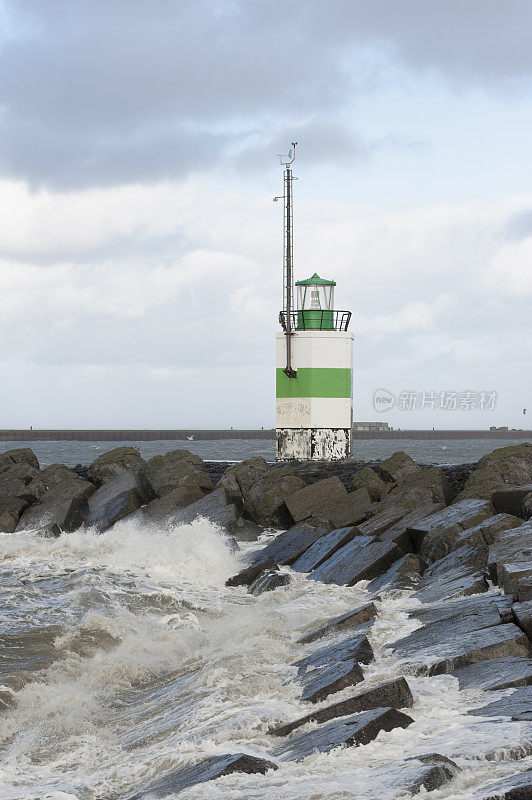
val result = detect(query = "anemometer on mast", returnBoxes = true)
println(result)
[274,142,298,378]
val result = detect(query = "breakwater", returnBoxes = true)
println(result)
[0,428,530,442]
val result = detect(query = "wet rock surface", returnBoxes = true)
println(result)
[298,601,378,644]
[290,525,357,573]
[248,569,291,596]
[82,471,147,532]
[296,634,374,702]
[469,685,532,721]
[273,707,414,761]
[473,767,532,799]
[309,538,403,586]
[452,658,532,691]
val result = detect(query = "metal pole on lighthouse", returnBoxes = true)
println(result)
[275,143,298,378]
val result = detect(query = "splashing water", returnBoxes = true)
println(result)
[0,517,530,800]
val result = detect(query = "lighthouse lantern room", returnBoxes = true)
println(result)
[275,145,354,461]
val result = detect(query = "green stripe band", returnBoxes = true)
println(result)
[276,367,352,399]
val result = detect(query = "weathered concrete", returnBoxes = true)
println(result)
[273,707,413,761]
[451,657,532,691]
[309,538,403,586]
[126,753,277,798]
[298,602,378,644]
[269,677,413,737]
[291,526,356,573]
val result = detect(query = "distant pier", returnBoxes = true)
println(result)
[0,429,530,442]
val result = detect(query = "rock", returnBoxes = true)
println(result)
[285,476,348,523]
[488,521,532,582]
[378,503,445,553]
[324,487,373,528]
[513,601,532,637]
[249,519,330,567]
[17,476,95,536]
[379,451,423,483]
[422,543,488,581]
[87,446,147,485]
[229,517,264,542]
[414,566,489,604]
[410,593,514,626]
[291,526,357,573]
[390,622,530,675]
[500,563,532,601]
[225,556,279,587]
[296,634,374,702]
[170,487,239,529]
[350,467,388,501]
[469,685,532,721]
[452,657,532,691]
[357,506,413,537]
[453,513,523,550]
[493,485,532,520]
[248,569,291,596]
[145,486,204,520]
[298,601,378,644]
[145,449,212,497]
[270,677,413,737]
[0,448,39,470]
[0,463,44,504]
[216,457,270,507]
[367,553,422,594]
[244,469,305,527]
[309,538,403,586]
[401,755,458,794]
[473,768,532,799]
[82,471,146,532]
[413,499,493,564]
[385,467,452,507]
[0,494,28,533]
[41,464,81,489]
[273,707,413,761]
[455,443,532,502]
[126,753,277,799]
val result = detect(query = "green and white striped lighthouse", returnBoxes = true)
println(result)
[274,146,353,460]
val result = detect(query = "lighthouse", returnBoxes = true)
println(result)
[275,145,353,461]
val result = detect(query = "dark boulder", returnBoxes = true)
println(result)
[0,448,39,470]
[17,476,95,536]
[0,463,45,504]
[169,487,239,530]
[500,563,532,602]
[455,442,532,502]
[216,456,270,507]
[225,557,279,588]
[296,634,373,702]
[409,593,514,626]
[291,526,357,573]
[87,446,147,486]
[269,677,413,737]
[452,657,532,691]
[377,503,445,553]
[400,755,458,794]
[488,521,532,582]
[309,537,403,586]
[249,519,330,567]
[248,569,291,596]
[144,449,212,497]
[350,467,388,501]
[244,469,305,527]
[469,685,532,721]
[453,513,523,550]
[384,467,452,508]
[298,601,377,644]
[324,488,373,528]
[145,486,204,520]
[126,753,277,799]
[493,485,532,520]
[379,451,423,483]
[513,601,532,637]
[82,471,146,532]
[390,622,529,675]
[422,543,489,581]
[412,499,493,564]
[273,707,413,761]
[285,476,348,523]
[0,494,28,533]
[229,516,265,542]
[367,553,422,594]
[414,565,489,604]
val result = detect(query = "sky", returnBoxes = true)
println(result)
[0,0,531,430]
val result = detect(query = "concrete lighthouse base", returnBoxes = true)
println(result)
[276,427,351,461]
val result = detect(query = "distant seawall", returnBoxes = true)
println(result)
[0,429,531,442]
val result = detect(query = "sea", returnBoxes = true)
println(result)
[0,437,531,799]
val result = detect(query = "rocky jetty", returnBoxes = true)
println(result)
[2,442,532,796]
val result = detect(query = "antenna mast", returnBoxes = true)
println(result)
[275,142,298,378]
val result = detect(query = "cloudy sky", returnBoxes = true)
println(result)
[0,0,531,430]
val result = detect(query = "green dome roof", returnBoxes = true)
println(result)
[295,272,336,287]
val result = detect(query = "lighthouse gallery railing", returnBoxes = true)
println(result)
[279,309,352,332]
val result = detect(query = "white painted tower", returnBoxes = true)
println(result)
[274,146,354,461]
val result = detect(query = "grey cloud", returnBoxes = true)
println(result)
[504,209,532,241]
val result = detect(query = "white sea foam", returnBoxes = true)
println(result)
[0,517,530,800]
